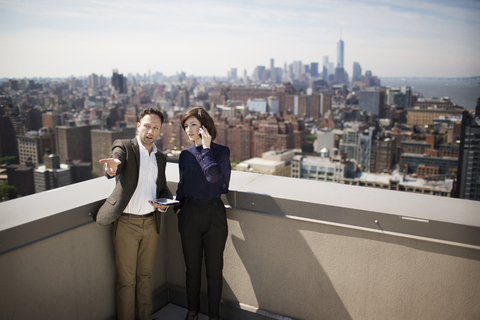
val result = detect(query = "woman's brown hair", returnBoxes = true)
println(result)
[181,107,218,141]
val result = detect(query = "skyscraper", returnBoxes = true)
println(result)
[112,69,126,94]
[334,67,346,85]
[227,68,237,80]
[323,56,329,68]
[353,62,362,81]
[292,61,303,77]
[337,38,344,68]
[310,63,319,78]
[457,110,480,201]
[253,66,266,82]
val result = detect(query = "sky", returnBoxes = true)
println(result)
[0,0,479,79]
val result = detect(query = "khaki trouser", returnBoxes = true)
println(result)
[113,214,158,320]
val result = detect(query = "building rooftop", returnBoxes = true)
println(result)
[356,172,454,192]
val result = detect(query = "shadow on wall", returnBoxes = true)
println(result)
[223,193,353,320]
[222,192,480,320]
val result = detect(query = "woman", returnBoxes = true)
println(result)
[174,107,231,320]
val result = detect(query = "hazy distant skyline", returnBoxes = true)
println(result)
[1,0,479,79]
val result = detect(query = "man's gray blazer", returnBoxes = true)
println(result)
[95,138,172,233]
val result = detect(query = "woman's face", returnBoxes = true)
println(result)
[183,116,202,144]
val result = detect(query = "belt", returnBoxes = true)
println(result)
[122,212,155,218]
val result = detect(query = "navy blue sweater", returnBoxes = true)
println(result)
[174,142,231,212]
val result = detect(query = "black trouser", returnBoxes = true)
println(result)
[178,197,228,318]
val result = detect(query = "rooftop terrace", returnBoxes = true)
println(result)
[1,164,479,320]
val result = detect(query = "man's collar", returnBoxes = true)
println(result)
[136,136,157,154]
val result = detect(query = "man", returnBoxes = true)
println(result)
[96,107,172,320]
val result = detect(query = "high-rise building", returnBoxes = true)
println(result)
[267,97,280,115]
[364,70,381,87]
[0,115,19,158]
[322,65,328,81]
[271,67,282,84]
[42,111,63,131]
[401,86,412,109]
[385,87,411,110]
[90,125,136,176]
[226,122,255,162]
[370,138,397,173]
[247,99,268,113]
[358,90,386,118]
[340,131,360,162]
[34,153,71,193]
[176,88,189,108]
[359,134,372,172]
[56,122,92,164]
[334,67,346,85]
[328,62,335,77]
[253,66,266,82]
[255,120,293,157]
[25,108,43,131]
[352,62,362,82]
[89,73,99,88]
[112,69,126,94]
[292,61,303,77]
[99,75,106,87]
[161,114,189,151]
[17,129,55,165]
[319,93,332,116]
[340,130,373,172]
[322,56,333,79]
[457,110,480,200]
[337,38,344,68]
[227,68,237,80]
[310,63,319,78]
[66,158,92,184]
[284,93,331,121]
[322,56,329,68]
[6,160,35,196]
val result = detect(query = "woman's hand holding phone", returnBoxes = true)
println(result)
[199,125,211,149]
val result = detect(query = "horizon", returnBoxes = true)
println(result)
[1,0,479,79]
[1,75,480,82]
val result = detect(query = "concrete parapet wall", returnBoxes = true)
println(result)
[1,165,479,320]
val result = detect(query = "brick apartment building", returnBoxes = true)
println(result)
[161,111,306,162]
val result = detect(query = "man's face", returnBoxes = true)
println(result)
[137,114,162,151]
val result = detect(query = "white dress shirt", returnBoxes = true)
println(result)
[123,136,159,215]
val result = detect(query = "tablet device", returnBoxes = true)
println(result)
[153,198,180,205]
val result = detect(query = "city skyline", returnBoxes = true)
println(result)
[1,0,479,79]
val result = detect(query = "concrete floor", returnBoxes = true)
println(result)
[153,303,211,320]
